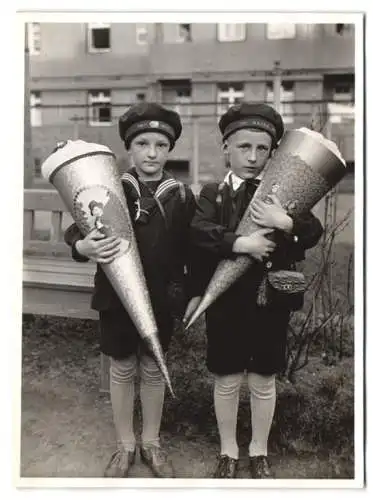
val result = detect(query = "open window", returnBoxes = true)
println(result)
[161,80,192,120]
[88,90,112,126]
[266,80,295,124]
[176,24,192,42]
[87,23,111,52]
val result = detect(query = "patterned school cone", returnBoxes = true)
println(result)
[185,127,348,329]
[41,140,175,397]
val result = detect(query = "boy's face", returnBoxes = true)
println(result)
[224,128,273,180]
[128,132,171,179]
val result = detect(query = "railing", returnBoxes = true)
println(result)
[23,187,110,388]
[23,189,73,256]
[23,188,97,303]
[23,188,97,318]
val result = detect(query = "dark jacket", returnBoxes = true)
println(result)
[189,179,323,376]
[64,169,196,358]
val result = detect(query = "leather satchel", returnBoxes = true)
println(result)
[257,269,306,311]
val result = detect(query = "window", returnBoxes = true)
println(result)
[333,81,354,102]
[136,23,148,44]
[30,91,42,127]
[88,90,112,126]
[27,23,41,55]
[34,158,41,177]
[266,23,296,39]
[297,24,318,38]
[136,93,146,102]
[217,24,246,42]
[165,160,190,183]
[217,82,244,117]
[176,24,192,42]
[161,80,192,120]
[174,85,192,118]
[266,81,294,124]
[87,23,111,52]
[335,23,354,35]
[324,74,354,123]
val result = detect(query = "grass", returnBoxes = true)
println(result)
[21,306,355,479]
[20,232,356,479]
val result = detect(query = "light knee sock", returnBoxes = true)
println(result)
[139,354,165,448]
[110,355,137,451]
[247,372,276,457]
[214,373,243,459]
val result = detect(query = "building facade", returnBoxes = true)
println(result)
[27,22,355,185]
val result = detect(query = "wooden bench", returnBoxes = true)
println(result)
[23,188,110,391]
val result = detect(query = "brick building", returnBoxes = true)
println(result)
[27,22,355,186]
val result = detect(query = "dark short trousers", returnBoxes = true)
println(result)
[99,307,174,361]
[205,303,290,376]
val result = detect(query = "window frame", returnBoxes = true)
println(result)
[266,80,295,124]
[335,23,354,36]
[27,22,41,55]
[30,91,42,127]
[217,23,246,42]
[161,80,192,121]
[136,23,149,45]
[216,83,245,117]
[266,23,296,40]
[87,90,112,126]
[87,23,111,53]
[175,24,192,43]
[328,76,355,123]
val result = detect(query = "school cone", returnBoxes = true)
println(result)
[185,127,348,330]
[42,140,175,398]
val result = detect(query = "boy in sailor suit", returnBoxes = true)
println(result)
[64,103,196,478]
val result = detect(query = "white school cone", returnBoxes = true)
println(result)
[42,140,175,397]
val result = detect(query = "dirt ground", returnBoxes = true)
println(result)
[19,317,354,481]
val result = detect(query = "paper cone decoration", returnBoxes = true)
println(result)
[42,140,174,397]
[186,127,348,329]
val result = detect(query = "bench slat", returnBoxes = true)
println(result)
[23,211,35,241]
[23,241,71,256]
[51,211,63,243]
[24,189,68,212]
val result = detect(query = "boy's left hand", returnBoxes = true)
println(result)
[249,194,293,233]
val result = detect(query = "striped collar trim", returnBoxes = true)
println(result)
[121,171,179,199]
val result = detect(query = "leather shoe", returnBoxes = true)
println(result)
[140,445,175,478]
[104,448,136,477]
[213,454,239,478]
[249,455,274,478]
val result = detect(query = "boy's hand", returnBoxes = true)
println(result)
[75,229,122,264]
[249,194,293,233]
[233,228,276,261]
[182,296,202,326]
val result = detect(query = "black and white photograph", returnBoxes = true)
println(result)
[13,6,366,491]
